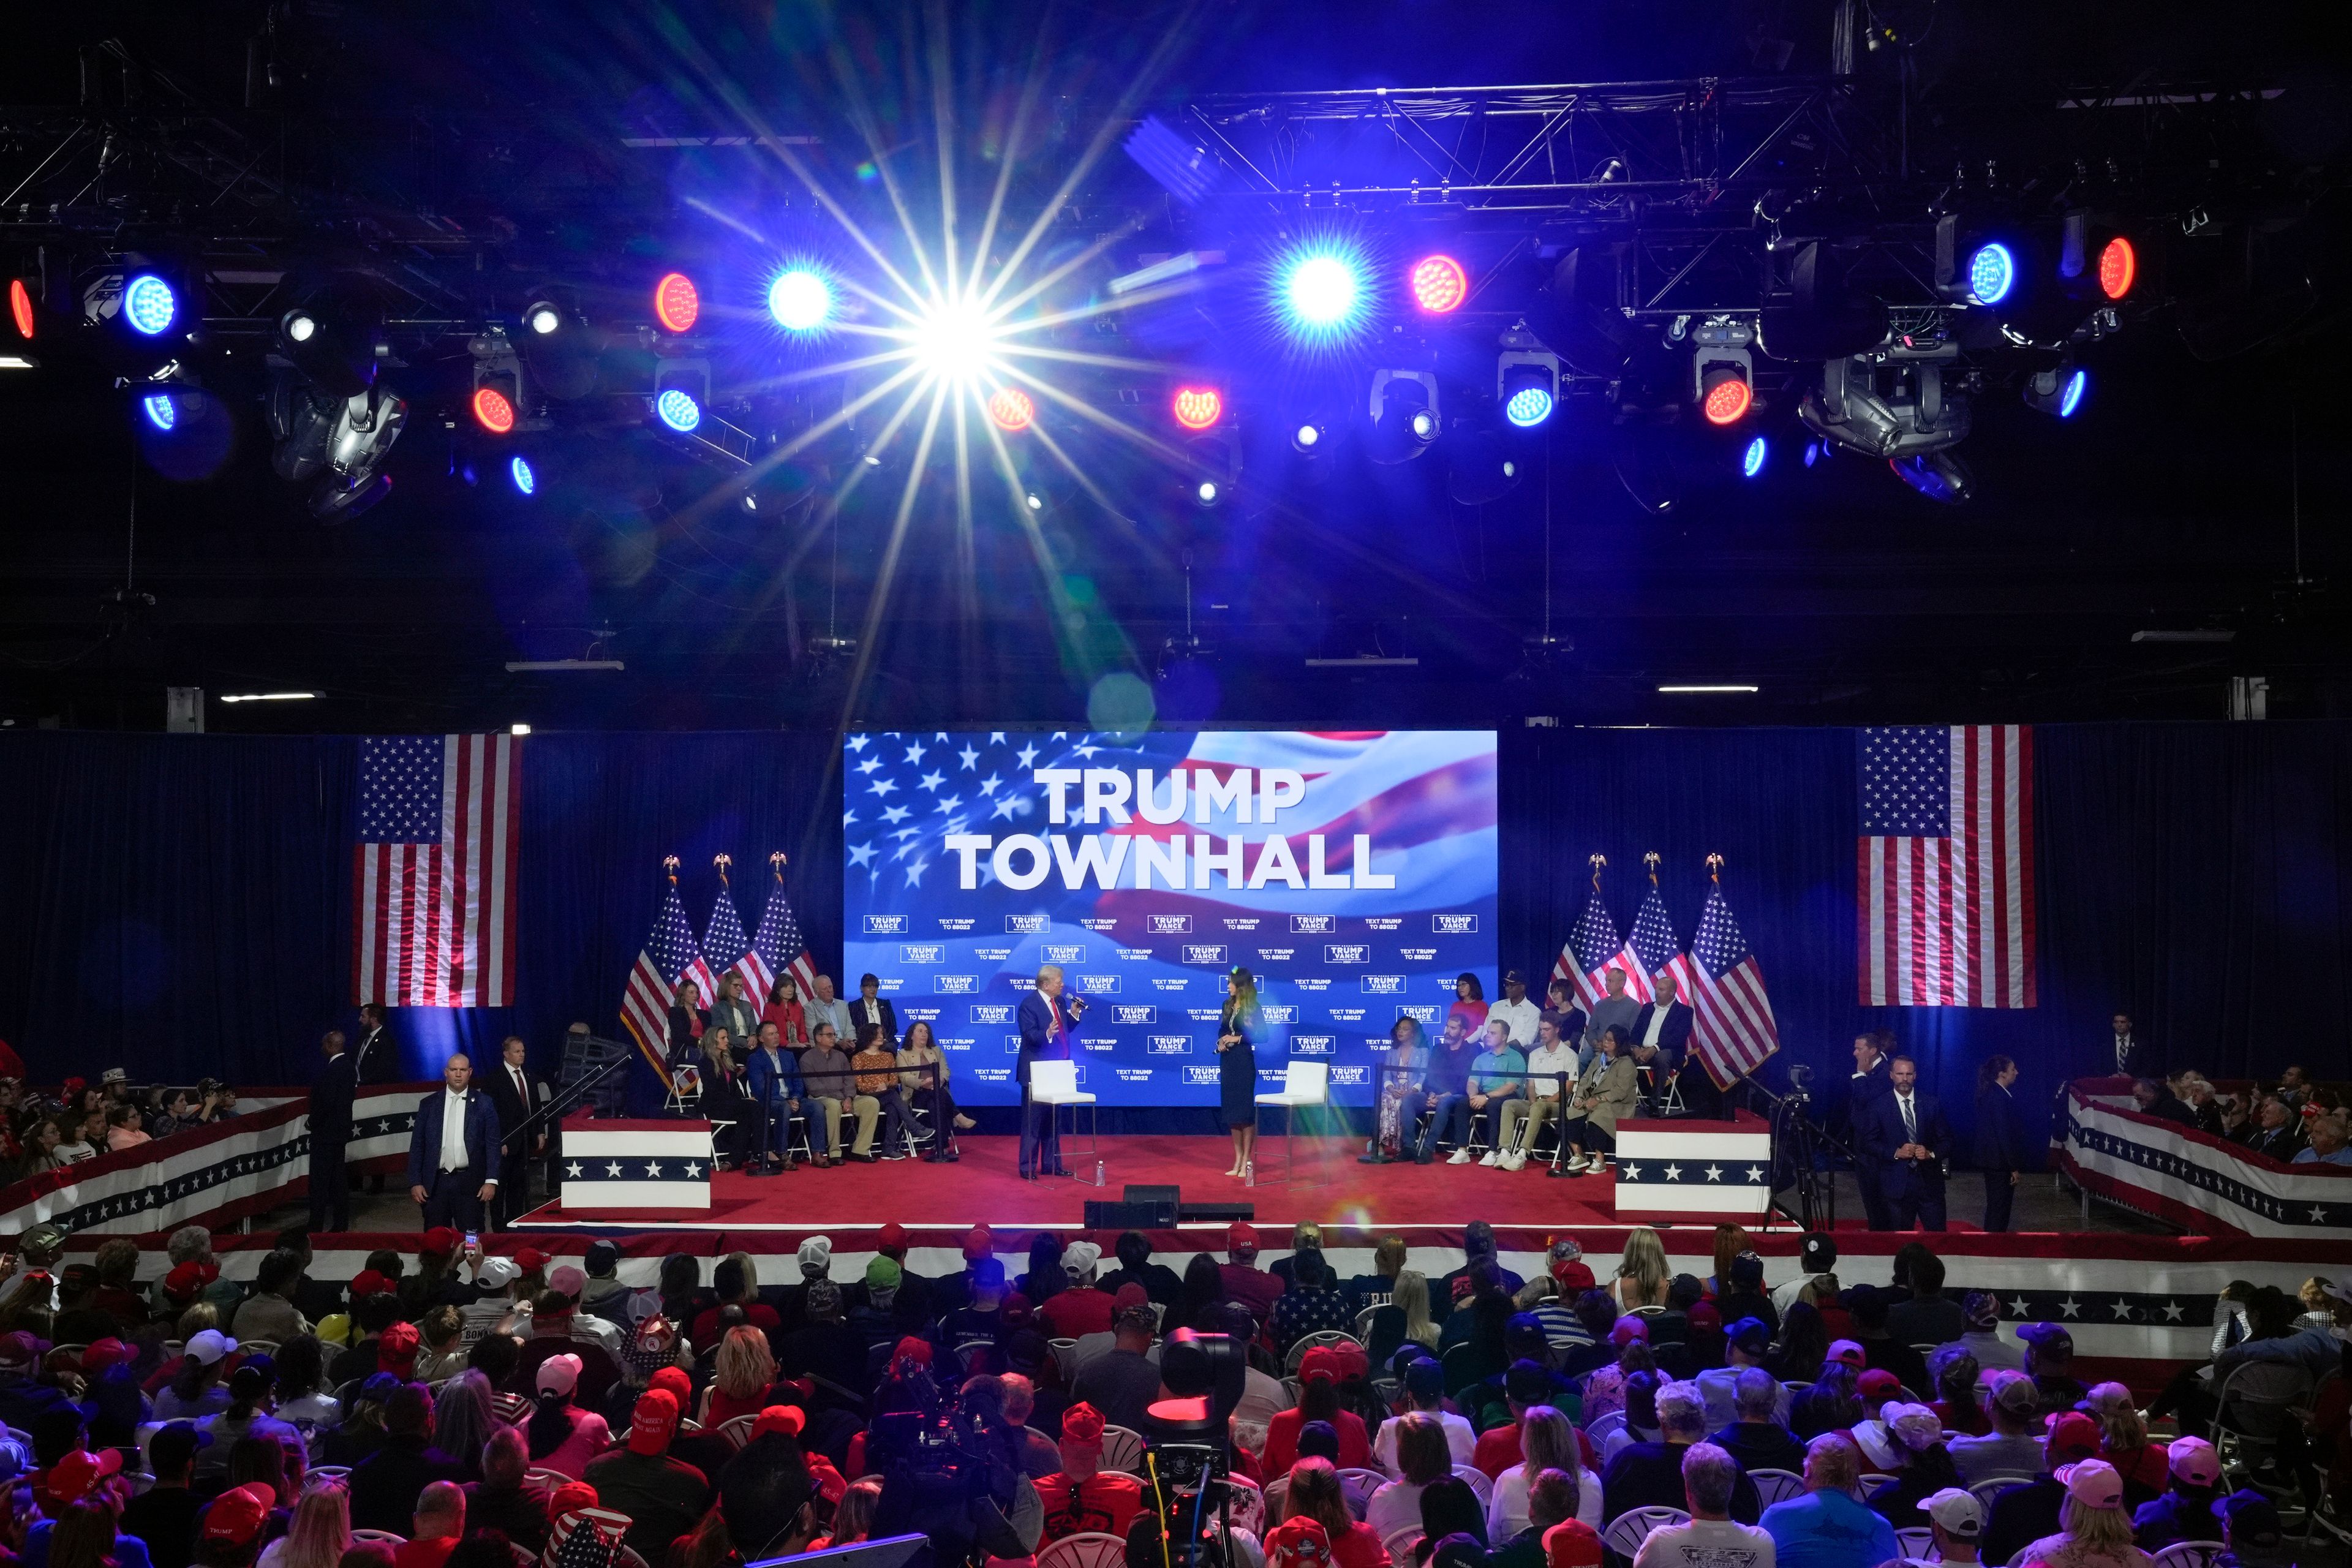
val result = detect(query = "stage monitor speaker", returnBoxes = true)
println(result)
[1178,1200,1255,1223]
[1084,1200,1169,1229]
[1123,1185,1180,1225]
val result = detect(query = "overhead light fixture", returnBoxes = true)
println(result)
[1498,351,1560,429]
[121,273,178,336]
[1278,249,1366,339]
[1368,370,1440,464]
[2024,364,2088,418]
[1172,385,1223,431]
[987,386,1035,432]
[1691,317,1755,426]
[1966,243,2016,306]
[7,279,34,342]
[509,454,538,496]
[469,328,524,435]
[1306,657,1418,668]
[1657,684,1758,694]
[1740,435,1769,478]
[910,290,998,383]
[510,723,532,736]
[653,271,700,333]
[1409,255,1468,314]
[767,268,834,332]
[526,301,563,336]
[504,659,625,672]
[0,355,33,371]
[268,372,407,521]
[2130,628,2235,644]
[1889,448,1977,505]
[655,387,702,433]
[220,691,321,703]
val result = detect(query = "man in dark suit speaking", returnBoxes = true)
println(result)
[1856,1054,1951,1232]
[406,1053,500,1231]
[1016,963,1074,1180]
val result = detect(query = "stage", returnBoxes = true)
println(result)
[512,1131,1789,1235]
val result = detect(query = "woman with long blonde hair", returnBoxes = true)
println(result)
[1217,967,1262,1178]
[2015,1458,2153,1568]
[1395,1270,1441,1351]
[1488,1405,1601,1539]
[701,1325,780,1427]
[1615,1227,1670,1309]
[258,1480,351,1568]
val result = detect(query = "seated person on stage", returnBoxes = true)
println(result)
[848,1023,917,1161]
[1369,1017,1432,1161]
[1542,980,1590,1072]
[696,1027,756,1167]
[1556,1028,1637,1176]
[1464,1019,1527,1168]
[744,1020,824,1169]
[1496,1014,1575,1172]
[1035,1403,1144,1544]
[1410,1014,1480,1164]
[797,1024,854,1169]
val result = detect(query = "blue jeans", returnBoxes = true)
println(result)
[1415,1092,1469,1156]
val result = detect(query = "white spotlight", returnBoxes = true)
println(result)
[911,292,997,383]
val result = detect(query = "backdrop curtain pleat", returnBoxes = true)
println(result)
[2,724,2346,1146]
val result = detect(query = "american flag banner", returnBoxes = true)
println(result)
[617,862,718,1087]
[353,734,520,1006]
[1858,725,2038,1008]
[703,858,755,995]
[741,853,821,1003]
[1686,870,1780,1086]
[1627,869,1689,999]
[1555,860,1652,1007]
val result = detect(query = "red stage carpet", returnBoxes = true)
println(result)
[514,1133,1773,1234]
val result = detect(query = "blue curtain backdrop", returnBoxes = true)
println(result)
[1,723,2345,1142]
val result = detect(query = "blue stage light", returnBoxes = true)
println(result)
[123,274,177,336]
[1967,243,2015,306]
[1280,251,1363,334]
[655,388,702,433]
[510,455,537,496]
[1504,385,1554,428]
[2058,368,2087,418]
[768,268,833,332]
[140,392,176,431]
[1742,435,1768,478]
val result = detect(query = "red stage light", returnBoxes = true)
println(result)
[2098,236,2136,301]
[1173,386,1223,431]
[1700,369,1752,426]
[987,386,1035,432]
[653,272,700,334]
[1409,255,1468,314]
[471,386,517,435]
[7,279,31,341]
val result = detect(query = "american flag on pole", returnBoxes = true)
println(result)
[1627,865,1690,999]
[1858,725,2038,1007]
[1555,859,1651,1007]
[703,858,754,994]
[1686,867,1780,1086]
[618,862,717,1086]
[353,734,520,1006]
[740,853,821,1003]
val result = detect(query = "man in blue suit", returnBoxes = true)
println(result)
[1016,963,1072,1179]
[405,1053,500,1231]
[1856,1054,1951,1232]
[744,1019,824,1171]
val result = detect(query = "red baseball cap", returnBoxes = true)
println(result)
[1856,1368,1904,1400]
[649,1366,692,1408]
[350,1269,393,1299]
[420,1226,460,1259]
[549,1482,599,1520]
[1113,1283,1150,1312]
[1265,1517,1333,1568]
[377,1321,420,1371]
[1298,1347,1343,1384]
[877,1222,910,1256]
[2048,1411,2101,1462]
[753,1405,806,1441]
[48,1448,124,1504]
[1542,1520,1605,1568]
[163,1260,219,1302]
[1550,1258,1596,1292]
[514,1247,550,1273]
[891,1336,933,1367]
[203,1484,277,1545]
[1228,1223,1259,1250]
[1062,1402,1106,1450]
[963,1224,993,1261]
[629,1389,680,1455]
[80,1337,135,1375]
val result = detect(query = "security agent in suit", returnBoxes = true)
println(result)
[308,1030,359,1232]
[1973,1054,2029,1233]
[744,1020,822,1169]
[1016,963,1073,1179]
[1856,1053,1952,1231]
[849,973,899,1048]
[484,1034,543,1228]
[350,1003,398,1194]
[1847,1032,1897,1228]
[405,1053,500,1231]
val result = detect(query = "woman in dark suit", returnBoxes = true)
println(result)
[1974,1053,2027,1232]
[666,978,707,1068]
[1217,966,1262,1178]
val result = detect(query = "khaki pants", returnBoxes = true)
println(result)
[813,1096,880,1155]
[1501,1096,1558,1153]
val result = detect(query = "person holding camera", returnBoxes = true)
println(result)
[871,1372,1045,1564]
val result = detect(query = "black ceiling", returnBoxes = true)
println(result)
[1,0,2345,735]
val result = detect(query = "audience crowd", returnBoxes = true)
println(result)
[0,1215,2331,1568]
